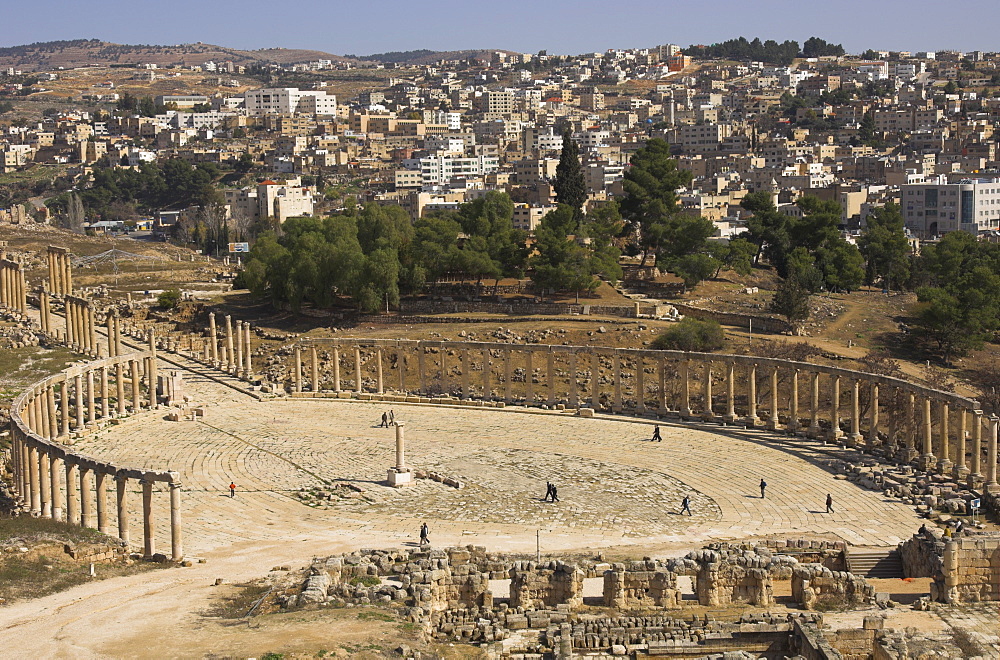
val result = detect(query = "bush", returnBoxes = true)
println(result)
[156,289,181,309]
[651,317,725,352]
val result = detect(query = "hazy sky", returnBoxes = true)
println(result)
[0,0,994,56]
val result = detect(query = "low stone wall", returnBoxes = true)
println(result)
[398,299,641,318]
[671,302,794,334]
[603,560,681,609]
[942,536,1000,603]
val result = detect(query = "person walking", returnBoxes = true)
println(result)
[759,479,767,498]
[544,481,553,502]
[825,494,834,514]
[419,522,429,546]
[652,426,662,442]
[380,411,389,428]
[550,485,559,502]
[229,482,236,498]
[389,409,395,424]
[680,495,691,516]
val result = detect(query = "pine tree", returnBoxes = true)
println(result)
[553,130,586,214]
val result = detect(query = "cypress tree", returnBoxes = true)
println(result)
[553,130,586,214]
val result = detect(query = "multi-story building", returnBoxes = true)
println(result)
[401,154,500,185]
[242,88,337,116]
[901,176,1000,237]
[512,203,557,231]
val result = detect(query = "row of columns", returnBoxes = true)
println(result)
[9,355,182,560]
[64,295,98,355]
[201,313,253,379]
[291,342,1000,491]
[46,245,73,296]
[0,258,28,314]
[106,308,124,357]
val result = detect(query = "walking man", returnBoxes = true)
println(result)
[229,481,236,498]
[825,494,834,514]
[680,495,691,516]
[380,411,389,428]
[550,485,559,502]
[652,425,662,442]
[759,479,767,498]
[419,522,429,547]
[544,481,553,502]
[389,409,395,424]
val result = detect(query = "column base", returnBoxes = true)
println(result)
[387,468,413,487]
[702,411,716,422]
[681,408,693,419]
[966,473,984,489]
[723,412,738,424]
[985,483,1000,495]
[937,459,954,474]
[917,453,937,472]
[896,446,919,463]
[807,424,822,439]
[952,465,970,481]
[744,416,761,428]
[827,428,845,442]
[847,433,864,447]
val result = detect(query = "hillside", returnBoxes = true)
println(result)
[0,39,359,71]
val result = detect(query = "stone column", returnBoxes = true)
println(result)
[985,415,999,493]
[376,347,384,395]
[724,361,736,423]
[635,355,645,414]
[60,380,70,436]
[65,461,79,525]
[938,402,953,474]
[293,346,302,393]
[28,444,40,515]
[39,450,51,518]
[482,348,490,400]
[47,250,56,294]
[39,289,50,333]
[848,379,863,446]
[170,481,183,561]
[808,372,821,437]
[569,352,579,408]
[46,386,58,440]
[310,346,319,393]
[74,374,84,429]
[224,315,235,372]
[461,349,470,399]
[612,352,622,413]
[681,359,692,418]
[591,352,601,409]
[50,455,63,521]
[418,346,427,394]
[208,313,218,365]
[703,362,714,420]
[106,312,115,357]
[746,363,760,427]
[244,323,252,376]
[233,320,243,377]
[64,299,73,347]
[80,466,94,527]
[954,409,969,480]
[503,348,513,404]
[116,361,126,416]
[904,392,917,461]
[113,312,122,358]
[920,397,935,470]
[142,479,155,558]
[116,475,130,545]
[354,345,363,393]
[64,253,72,295]
[768,366,780,430]
[87,304,97,354]
[658,357,668,415]
[970,410,983,483]
[86,369,96,424]
[525,350,534,405]
[332,346,341,392]
[867,383,880,448]
[829,375,843,441]
[130,359,141,411]
[547,350,556,406]
[96,471,109,534]
[395,422,406,470]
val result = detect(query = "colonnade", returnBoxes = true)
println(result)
[7,352,182,560]
[197,312,253,378]
[46,245,73,296]
[293,339,1000,492]
[0,257,28,314]
[64,295,98,355]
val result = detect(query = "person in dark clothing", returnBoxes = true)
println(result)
[825,494,834,513]
[550,485,559,502]
[544,481,553,502]
[759,479,767,498]
[419,522,429,546]
[380,412,389,428]
[652,426,662,442]
[680,495,691,515]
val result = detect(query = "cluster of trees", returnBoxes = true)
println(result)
[685,36,843,66]
[909,232,1000,363]
[115,92,167,117]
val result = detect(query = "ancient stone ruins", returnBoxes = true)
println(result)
[2,244,1000,656]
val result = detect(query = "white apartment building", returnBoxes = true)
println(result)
[901,176,1000,237]
[512,203,557,231]
[401,154,500,185]
[224,179,315,224]
[242,88,337,116]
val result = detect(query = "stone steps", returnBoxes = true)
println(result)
[846,548,903,579]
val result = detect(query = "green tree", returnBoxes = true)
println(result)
[769,277,811,331]
[651,318,725,352]
[858,203,911,290]
[709,237,756,277]
[157,289,181,309]
[672,253,719,292]
[553,130,587,213]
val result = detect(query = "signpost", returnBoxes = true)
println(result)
[228,242,249,253]
[970,498,981,525]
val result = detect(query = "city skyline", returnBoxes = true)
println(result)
[0,0,995,58]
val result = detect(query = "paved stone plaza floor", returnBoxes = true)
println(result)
[72,361,925,557]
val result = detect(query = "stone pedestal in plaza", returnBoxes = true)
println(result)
[387,422,413,487]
